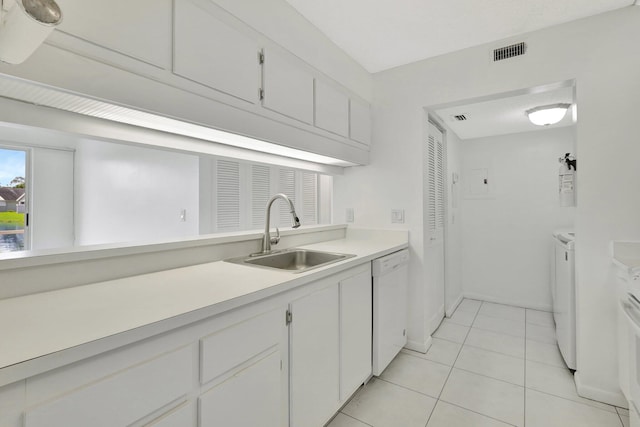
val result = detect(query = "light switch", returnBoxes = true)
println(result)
[346,208,354,223]
[180,209,187,222]
[391,209,405,224]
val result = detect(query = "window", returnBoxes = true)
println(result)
[210,158,330,233]
[0,147,28,253]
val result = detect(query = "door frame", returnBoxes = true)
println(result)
[0,143,31,251]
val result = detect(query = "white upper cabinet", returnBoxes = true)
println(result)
[350,97,373,146]
[173,0,261,104]
[262,48,314,125]
[55,0,171,68]
[315,79,349,137]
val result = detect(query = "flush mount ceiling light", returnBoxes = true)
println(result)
[526,103,571,126]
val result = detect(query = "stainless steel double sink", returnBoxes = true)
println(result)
[226,248,356,273]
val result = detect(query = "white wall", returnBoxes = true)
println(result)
[460,126,575,310]
[445,128,463,315]
[74,140,199,246]
[334,6,640,405]
[30,147,75,251]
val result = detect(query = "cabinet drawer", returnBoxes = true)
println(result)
[25,346,193,427]
[200,309,282,384]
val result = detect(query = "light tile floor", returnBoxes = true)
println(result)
[327,299,629,427]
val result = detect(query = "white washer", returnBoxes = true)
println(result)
[552,230,576,370]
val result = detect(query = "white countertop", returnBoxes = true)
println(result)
[612,241,640,276]
[0,229,408,385]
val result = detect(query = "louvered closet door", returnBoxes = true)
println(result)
[424,121,446,333]
[424,124,445,243]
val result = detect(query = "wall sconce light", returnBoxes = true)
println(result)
[526,103,571,126]
[0,0,62,65]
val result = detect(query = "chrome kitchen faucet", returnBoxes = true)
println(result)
[255,193,300,255]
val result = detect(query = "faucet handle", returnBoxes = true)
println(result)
[270,227,280,245]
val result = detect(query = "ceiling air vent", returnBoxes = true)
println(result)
[493,42,527,62]
[452,114,467,121]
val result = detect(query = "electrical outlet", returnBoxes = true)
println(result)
[391,209,405,224]
[346,208,354,223]
[180,209,187,222]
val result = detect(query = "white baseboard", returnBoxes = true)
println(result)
[428,304,445,335]
[405,336,433,354]
[446,294,464,317]
[574,371,628,408]
[463,292,552,312]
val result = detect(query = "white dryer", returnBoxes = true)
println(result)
[552,230,576,370]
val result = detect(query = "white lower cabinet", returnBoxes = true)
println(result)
[199,350,282,427]
[289,264,373,427]
[290,283,341,427]
[24,345,194,427]
[11,263,374,427]
[198,309,287,427]
[339,269,373,401]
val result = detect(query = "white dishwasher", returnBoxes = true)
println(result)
[372,249,410,376]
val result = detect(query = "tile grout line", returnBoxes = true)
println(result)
[400,348,456,369]
[338,412,375,427]
[428,399,519,427]
[470,324,525,339]
[524,308,528,427]
[526,386,620,414]
[462,341,524,360]
[423,300,483,427]
[376,376,441,400]
[451,366,526,388]
[436,399,520,427]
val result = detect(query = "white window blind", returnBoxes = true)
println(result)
[216,159,240,231]
[302,172,317,225]
[277,168,296,227]
[212,159,327,232]
[251,164,271,229]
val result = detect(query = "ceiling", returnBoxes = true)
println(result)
[433,85,575,140]
[284,0,633,73]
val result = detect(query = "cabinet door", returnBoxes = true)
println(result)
[174,0,260,103]
[55,0,171,68]
[262,48,314,124]
[340,269,372,401]
[290,284,340,427]
[199,350,283,427]
[315,79,349,137]
[350,98,372,146]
